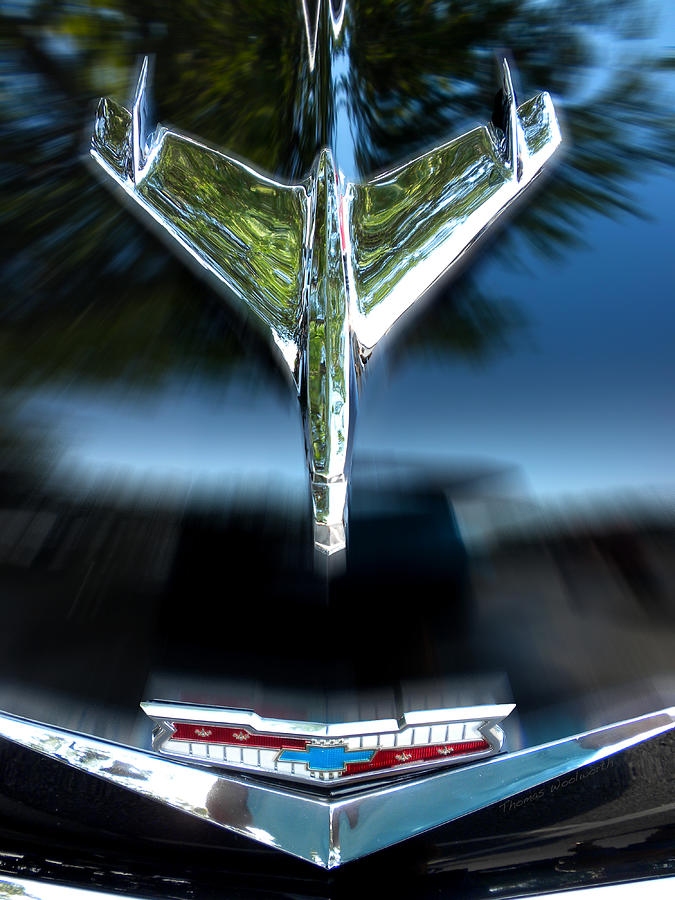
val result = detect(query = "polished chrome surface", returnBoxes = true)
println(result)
[346,70,561,352]
[141,700,512,783]
[2,874,674,900]
[0,706,672,869]
[90,56,560,556]
[0,878,143,900]
[523,880,675,900]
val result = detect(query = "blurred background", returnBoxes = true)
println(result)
[0,0,674,750]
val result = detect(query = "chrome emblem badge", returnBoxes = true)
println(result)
[142,701,514,784]
[90,58,560,556]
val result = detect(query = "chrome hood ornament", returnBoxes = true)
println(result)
[90,57,561,556]
[141,701,514,784]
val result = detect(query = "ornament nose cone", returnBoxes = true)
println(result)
[312,478,348,556]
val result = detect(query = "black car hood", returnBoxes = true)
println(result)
[0,0,674,893]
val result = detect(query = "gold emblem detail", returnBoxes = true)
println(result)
[437,746,454,756]
[233,731,250,742]
[394,752,412,762]
[194,728,212,738]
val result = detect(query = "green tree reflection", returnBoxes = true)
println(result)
[0,0,673,388]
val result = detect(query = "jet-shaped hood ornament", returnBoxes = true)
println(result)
[90,56,561,557]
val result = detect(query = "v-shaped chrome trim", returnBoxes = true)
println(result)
[0,707,672,868]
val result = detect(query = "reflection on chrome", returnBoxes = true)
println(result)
[301,0,322,72]
[0,707,671,869]
[90,57,560,557]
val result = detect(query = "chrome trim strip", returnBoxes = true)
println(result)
[140,700,515,737]
[0,877,145,900]
[523,877,675,899]
[0,707,672,869]
[1,874,673,900]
